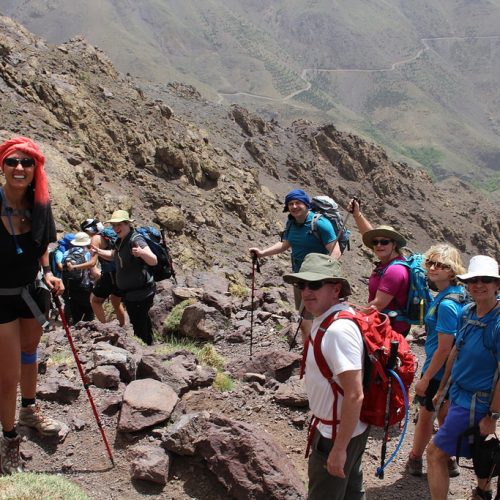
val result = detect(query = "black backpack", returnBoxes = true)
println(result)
[62,247,90,288]
[132,226,175,282]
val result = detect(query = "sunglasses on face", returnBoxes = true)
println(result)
[3,157,35,168]
[372,239,392,246]
[466,276,497,285]
[294,280,331,291]
[425,259,451,270]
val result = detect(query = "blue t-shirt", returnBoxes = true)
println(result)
[450,305,500,412]
[283,212,336,272]
[422,285,465,380]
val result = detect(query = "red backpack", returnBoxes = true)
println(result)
[301,306,416,457]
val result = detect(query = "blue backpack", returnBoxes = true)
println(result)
[385,253,433,325]
[132,226,174,282]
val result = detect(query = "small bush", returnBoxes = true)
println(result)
[163,299,196,334]
[198,344,225,371]
[213,372,235,392]
[228,282,249,299]
[0,472,89,499]
[47,350,74,367]
[154,335,202,356]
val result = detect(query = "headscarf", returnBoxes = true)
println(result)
[0,137,56,247]
[283,189,311,212]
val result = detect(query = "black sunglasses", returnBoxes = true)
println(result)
[294,280,331,291]
[4,157,35,168]
[466,276,497,285]
[372,238,392,246]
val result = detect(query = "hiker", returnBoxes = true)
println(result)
[348,198,410,336]
[81,218,125,327]
[283,253,369,499]
[61,231,94,324]
[406,244,466,478]
[0,137,64,474]
[250,189,341,343]
[427,255,500,500]
[92,210,157,345]
[49,233,75,278]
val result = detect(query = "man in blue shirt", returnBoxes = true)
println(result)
[250,189,340,342]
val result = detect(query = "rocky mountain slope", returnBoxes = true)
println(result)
[1,15,499,500]
[3,0,500,192]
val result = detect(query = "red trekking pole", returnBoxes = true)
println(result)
[52,294,115,466]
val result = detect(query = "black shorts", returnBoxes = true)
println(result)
[415,376,446,412]
[0,283,49,324]
[92,272,121,299]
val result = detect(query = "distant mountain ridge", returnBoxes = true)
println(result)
[0,0,499,197]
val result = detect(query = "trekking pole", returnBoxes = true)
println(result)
[288,310,303,351]
[249,252,261,358]
[52,293,115,466]
[329,196,360,258]
[376,340,399,479]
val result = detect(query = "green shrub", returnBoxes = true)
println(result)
[163,299,196,334]
[0,472,90,499]
[199,344,225,371]
[212,372,235,392]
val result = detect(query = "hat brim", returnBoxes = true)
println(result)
[362,228,406,249]
[457,272,500,281]
[105,218,134,223]
[71,239,91,247]
[283,271,352,298]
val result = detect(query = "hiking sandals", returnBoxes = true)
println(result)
[0,435,23,474]
[18,404,62,436]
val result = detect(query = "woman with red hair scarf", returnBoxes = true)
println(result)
[0,137,64,474]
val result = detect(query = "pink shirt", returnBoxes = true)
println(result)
[368,256,410,334]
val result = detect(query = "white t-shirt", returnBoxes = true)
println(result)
[305,303,368,439]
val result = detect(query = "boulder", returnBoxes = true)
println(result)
[37,373,81,403]
[274,376,309,407]
[164,412,305,499]
[118,379,179,432]
[93,342,137,382]
[226,350,301,383]
[179,303,224,340]
[129,444,170,485]
[90,365,121,389]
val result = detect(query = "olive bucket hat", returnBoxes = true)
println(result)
[283,253,352,298]
[362,225,406,249]
[105,210,135,224]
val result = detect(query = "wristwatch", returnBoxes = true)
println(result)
[487,410,500,420]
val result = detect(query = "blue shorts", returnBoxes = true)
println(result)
[433,403,486,458]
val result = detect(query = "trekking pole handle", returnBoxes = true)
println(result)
[347,196,362,213]
[251,252,261,273]
[387,341,399,372]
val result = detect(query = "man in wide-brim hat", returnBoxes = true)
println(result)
[284,253,369,500]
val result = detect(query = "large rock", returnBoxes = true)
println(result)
[226,350,301,383]
[93,342,137,382]
[90,365,121,389]
[37,373,81,403]
[118,379,179,432]
[129,444,170,485]
[137,352,216,395]
[179,303,225,340]
[274,376,309,407]
[164,412,305,499]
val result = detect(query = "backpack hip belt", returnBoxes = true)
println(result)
[0,284,49,328]
[306,414,340,458]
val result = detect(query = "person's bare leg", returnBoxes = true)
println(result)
[411,406,434,457]
[19,318,42,399]
[427,442,450,500]
[0,320,21,432]
[110,295,126,327]
[90,294,107,323]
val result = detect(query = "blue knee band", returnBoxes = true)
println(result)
[21,351,37,364]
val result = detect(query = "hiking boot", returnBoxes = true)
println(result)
[467,487,492,500]
[18,405,62,436]
[406,455,423,476]
[448,457,460,478]
[0,435,24,474]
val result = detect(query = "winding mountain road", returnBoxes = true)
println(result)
[217,34,500,105]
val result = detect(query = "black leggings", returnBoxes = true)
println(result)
[124,295,154,345]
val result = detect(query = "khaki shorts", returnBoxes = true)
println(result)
[293,284,313,320]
